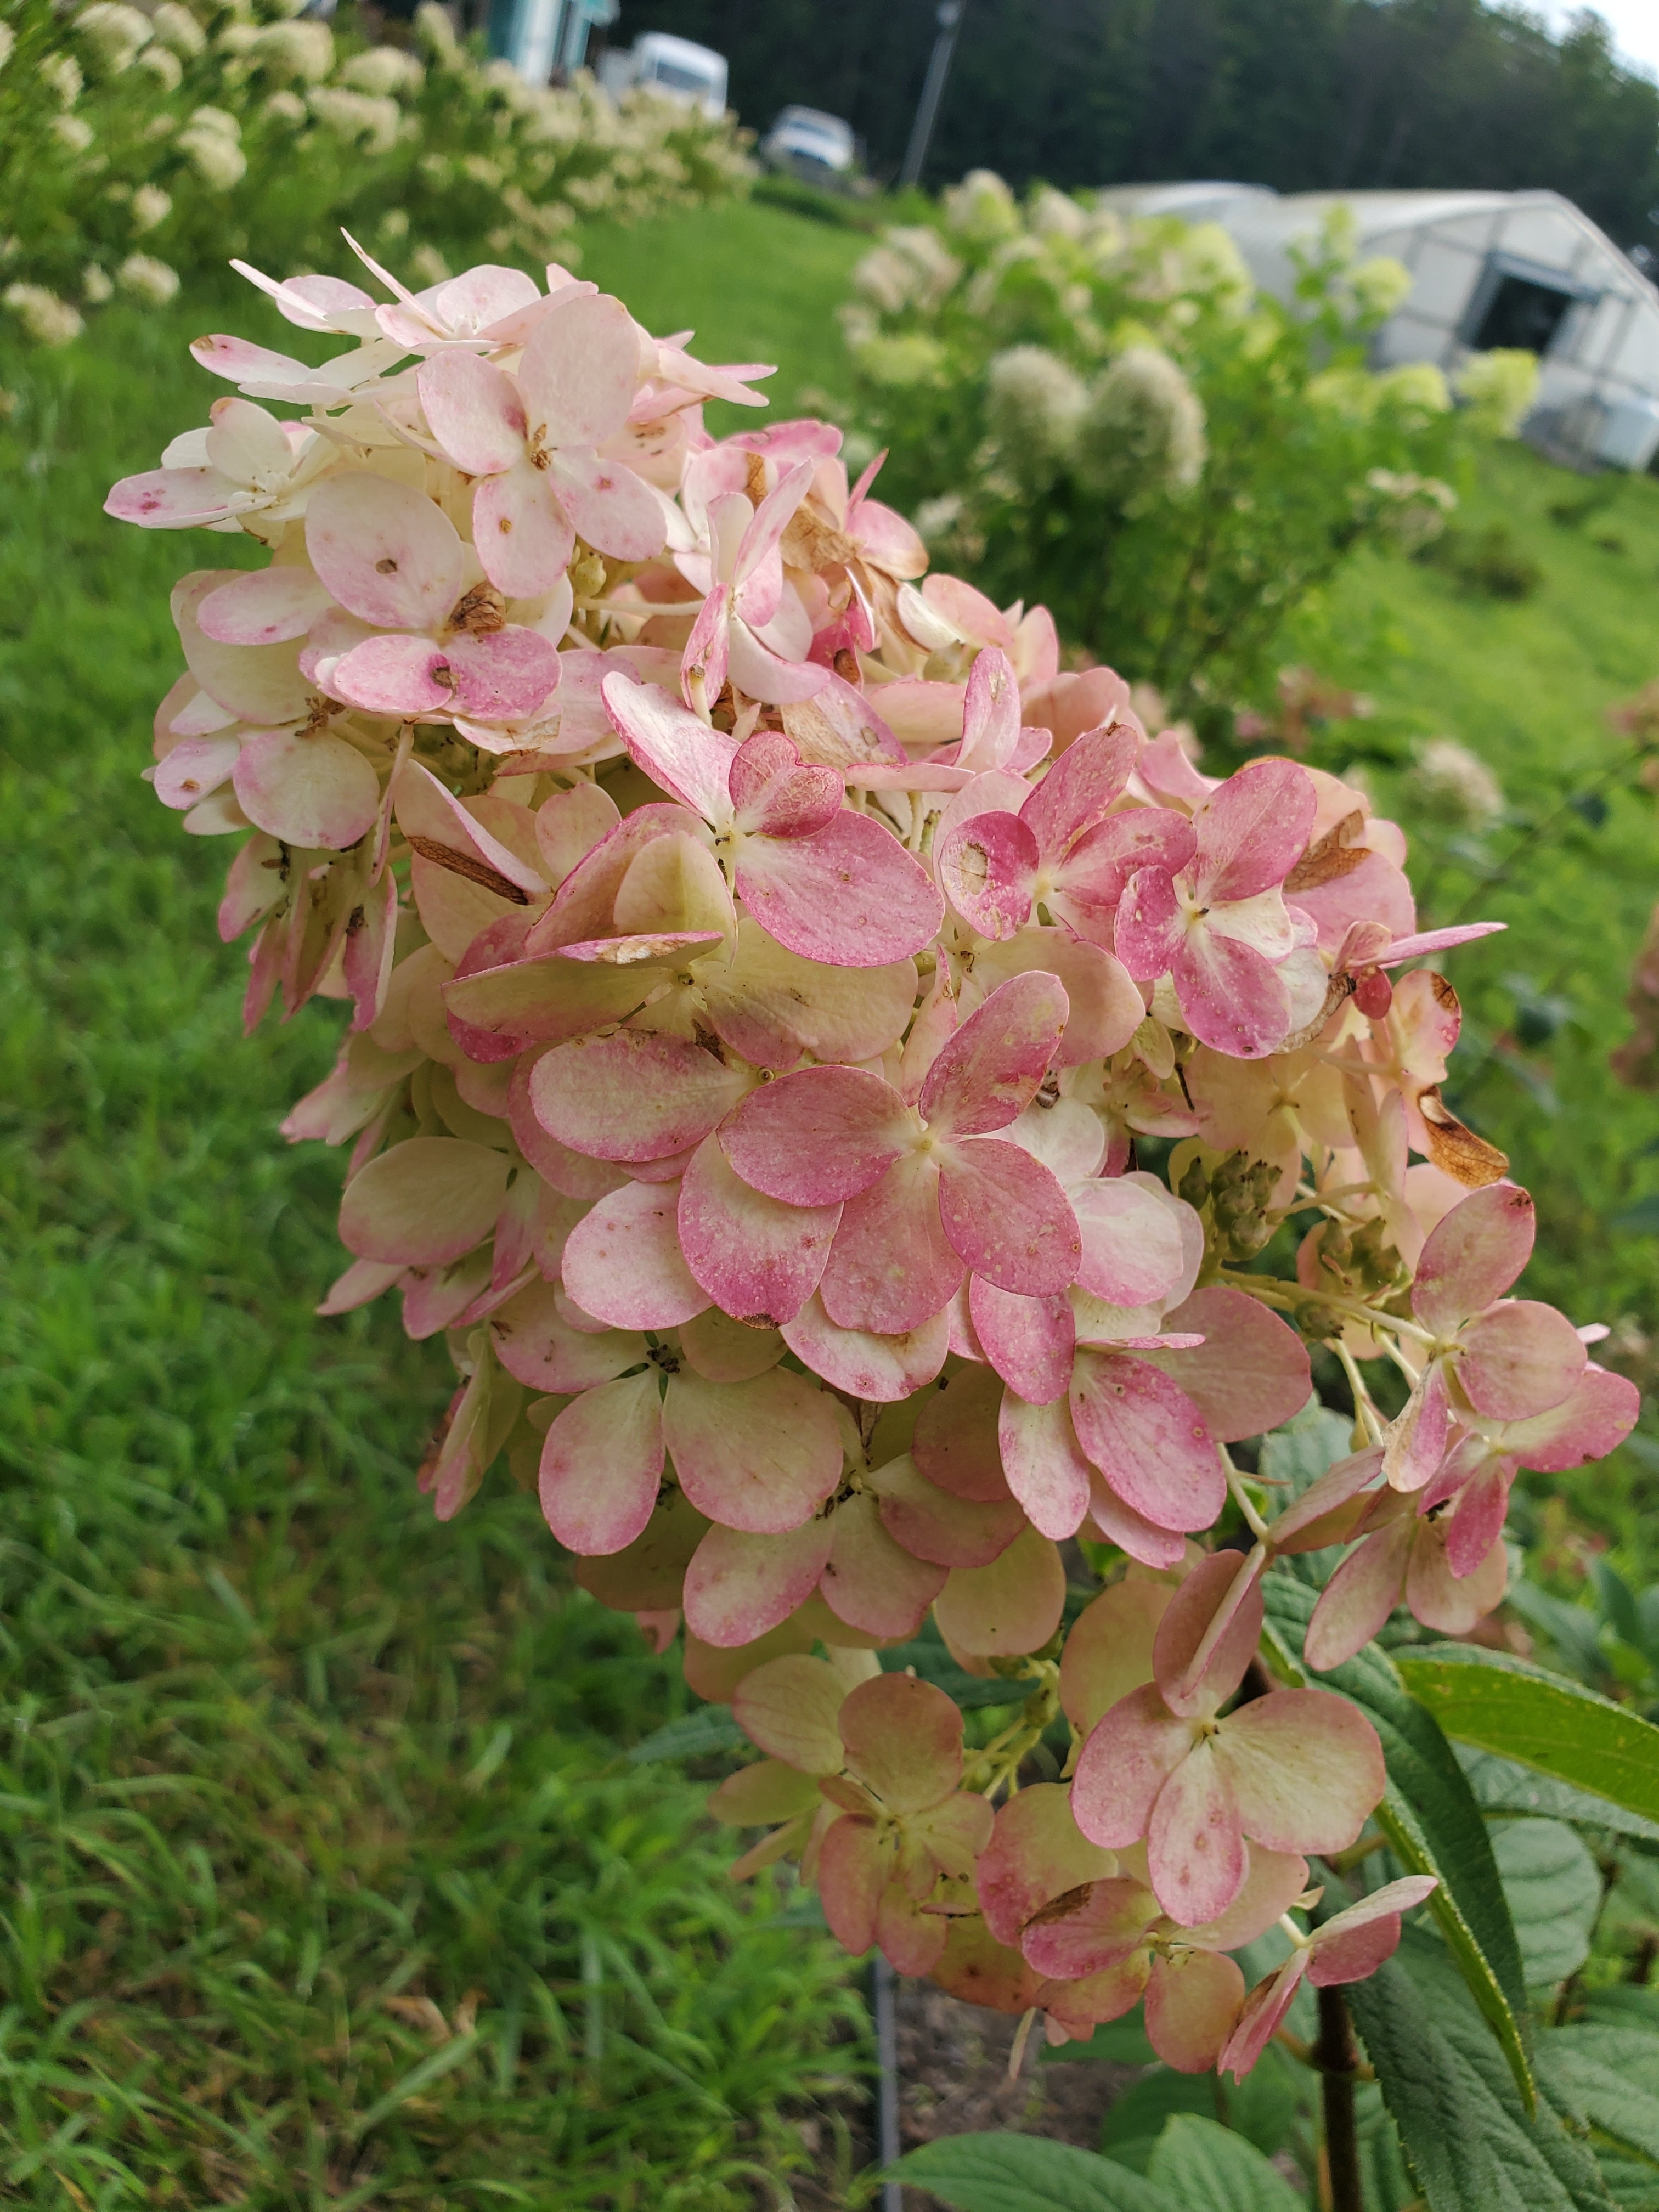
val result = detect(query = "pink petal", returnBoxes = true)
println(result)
[913,1365,1015,1503]
[106,464,241,528]
[681,582,730,708]
[1383,1359,1453,1494]
[1305,1518,1414,1671]
[156,734,241,811]
[198,566,332,646]
[676,1133,838,1327]
[973,1280,1074,1403]
[706,927,919,1071]
[678,1307,786,1384]
[819,1495,946,1637]
[1086,1479,1189,1570]
[1071,1683,1192,1849]
[964,933,1143,1068]
[1059,1579,1171,1734]
[1458,1300,1587,1420]
[1190,759,1317,905]
[957,646,1023,772]
[663,1366,842,1534]
[735,811,944,967]
[1146,1949,1246,2073]
[439,625,562,723]
[1442,1458,1513,1579]
[1406,1520,1508,1634]
[1114,866,1185,981]
[1146,1738,1246,1926]
[560,1180,709,1331]
[1488,1363,1639,1470]
[1143,1288,1312,1443]
[720,1064,912,1205]
[977,1783,1121,1947]
[1219,1689,1385,1853]
[872,1454,1025,1567]
[921,971,1070,1139]
[538,1371,663,1553]
[1308,1876,1437,1987]
[938,1138,1080,1296]
[933,1525,1066,1657]
[936,810,1039,939]
[1172,924,1292,1059]
[1059,809,1197,919]
[1412,1181,1535,1336]
[732,1651,853,1771]
[545,446,665,563]
[876,1880,950,1977]
[397,758,549,895]
[681,1518,835,1646]
[417,351,527,476]
[1073,1178,1188,1308]
[531,1030,749,1164]
[816,1815,887,1954]
[839,1672,964,1812]
[232,728,380,849]
[1021,1877,1159,1980]
[339,1137,507,1266]
[1020,724,1139,858]
[1189,1846,1313,1949]
[517,290,641,449]
[304,471,461,632]
[1152,1550,1265,1718]
[1220,1954,1308,2082]
[1069,1352,1224,1532]
[819,1153,963,1336]
[998,1391,1092,1540]
[727,730,842,837]
[490,1276,644,1390]
[472,459,577,597]
[780,1293,950,1400]
[602,671,738,820]
[725,614,832,707]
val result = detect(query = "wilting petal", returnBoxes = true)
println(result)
[1305,1518,1413,1671]
[561,1180,709,1330]
[1146,1949,1246,2073]
[781,1292,949,1400]
[998,1391,1091,1539]
[936,810,1038,939]
[490,1276,644,1391]
[1069,1352,1223,1533]
[1220,1953,1308,2083]
[816,1816,888,1955]
[1219,1689,1385,1853]
[732,1651,856,1771]
[678,1306,785,1383]
[1441,1458,1512,1578]
[1412,1181,1535,1335]
[720,1064,912,1205]
[1057,1579,1171,1736]
[532,1029,749,1164]
[1086,1477,1188,1569]
[472,458,577,597]
[921,971,1070,1138]
[708,1759,822,1829]
[871,1453,1024,1568]
[1486,1363,1639,1471]
[1022,1877,1160,1980]
[1307,1876,1438,1987]
[1406,1517,1508,1633]
[973,1279,1074,1403]
[933,1525,1065,1658]
[339,1137,507,1266]
[232,728,380,849]
[1458,1299,1585,1420]
[305,471,461,631]
[839,1672,963,1813]
[819,1494,946,1637]
[663,1366,842,1534]
[1152,1550,1265,1719]
[727,730,842,837]
[1071,1684,1192,1850]
[1190,758,1317,905]
[977,1783,1120,1947]
[1147,1738,1246,1927]
[819,1152,963,1336]
[736,810,944,968]
[913,1365,1014,1503]
[538,1370,663,1553]
[876,1879,950,1977]
[681,1518,835,1646]
[677,1133,838,1327]
[602,670,738,819]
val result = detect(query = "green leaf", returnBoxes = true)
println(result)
[1396,1643,1659,1822]
[1040,2015,1156,2066]
[1146,2115,1306,2210]
[348,2030,481,2140]
[1489,1819,1602,1987]
[624,1709,747,1763]
[1347,1931,1615,2211]
[1612,1194,1659,1235]
[1544,2025,1659,2165]
[1504,1582,1610,1687]
[1457,1745,1659,1844]
[1258,1399,1356,1498]
[894,2133,1179,2212]
[1262,1576,1534,2107]
[1100,2070,1220,2170]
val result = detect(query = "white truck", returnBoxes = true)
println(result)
[596,32,729,117]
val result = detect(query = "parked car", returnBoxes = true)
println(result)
[759,105,860,188]
[596,32,727,116]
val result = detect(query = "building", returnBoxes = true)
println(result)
[1096,184,1659,471]
[489,0,617,86]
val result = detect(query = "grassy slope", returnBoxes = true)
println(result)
[0,202,867,2209]
[1285,444,1659,1558]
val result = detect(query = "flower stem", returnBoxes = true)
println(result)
[1316,1985,1363,2212]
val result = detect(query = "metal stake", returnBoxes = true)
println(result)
[898,0,963,191]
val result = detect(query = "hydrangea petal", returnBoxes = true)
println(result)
[1218,1688,1385,1854]
[663,1366,842,1534]
[998,1391,1092,1541]
[939,1138,1080,1296]
[719,1064,912,1205]
[735,810,944,968]
[977,1783,1121,1948]
[1412,1181,1535,1336]
[537,1370,663,1554]
[921,970,1070,1138]
[682,1518,836,1647]
[676,1133,839,1327]
[560,1180,709,1330]
[780,1293,950,1401]
[819,1152,963,1336]
[1458,1299,1586,1420]
[1071,1683,1192,1850]
[1069,1351,1224,1533]
[933,1525,1065,1658]
[819,1494,946,1637]
[972,1279,1074,1404]
[531,1029,749,1164]
[305,471,461,631]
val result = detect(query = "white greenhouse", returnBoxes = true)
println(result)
[1094,183,1659,471]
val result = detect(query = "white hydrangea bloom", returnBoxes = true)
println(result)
[83,262,114,302]
[131,183,173,233]
[52,112,95,153]
[1075,345,1207,505]
[249,19,333,83]
[4,283,85,345]
[117,252,180,304]
[340,46,425,97]
[1454,348,1539,439]
[260,88,307,125]
[179,112,248,186]
[309,86,402,153]
[984,345,1087,486]
[1028,186,1086,242]
[1346,255,1412,320]
[77,3,153,72]
[1404,739,1504,828]
[0,22,14,70]
[414,2,460,61]
[41,52,85,104]
[1378,362,1452,424]
[137,43,183,89]
[150,4,207,58]
[941,168,1019,247]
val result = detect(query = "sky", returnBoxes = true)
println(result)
[1535,2,1659,79]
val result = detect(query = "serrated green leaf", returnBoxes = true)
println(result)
[1396,1644,1659,1822]
[1100,2070,1219,2167]
[1146,2115,1306,2210]
[1259,1400,1356,1498]
[1348,1932,1615,2211]
[624,1709,746,1763]
[1504,1582,1610,1686]
[1262,1576,1534,2107]
[1490,1819,1602,1987]
[1544,2025,1659,2164]
[1457,1745,1659,1843]
[894,2132,1179,2211]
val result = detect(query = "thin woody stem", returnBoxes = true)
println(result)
[1331,1339,1386,1445]
[1316,1985,1364,2212]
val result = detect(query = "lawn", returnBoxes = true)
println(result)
[0,201,870,2209]
[5,180,1659,2204]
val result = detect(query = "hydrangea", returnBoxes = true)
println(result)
[340,46,426,99]
[1075,346,1207,506]
[5,281,84,344]
[150,4,208,59]
[308,86,402,153]
[77,2,153,74]
[130,184,172,234]
[984,346,1088,488]
[1403,737,1504,829]
[116,251,179,303]
[40,52,84,105]
[942,167,1022,247]
[1455,347,1540,438]
[106,239,1637,2085]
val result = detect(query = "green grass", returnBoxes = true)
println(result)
[0,207,870,2208]
[1284,443,1659,1567]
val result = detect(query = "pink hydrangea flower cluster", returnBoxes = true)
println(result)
[109,240,1638,2080]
